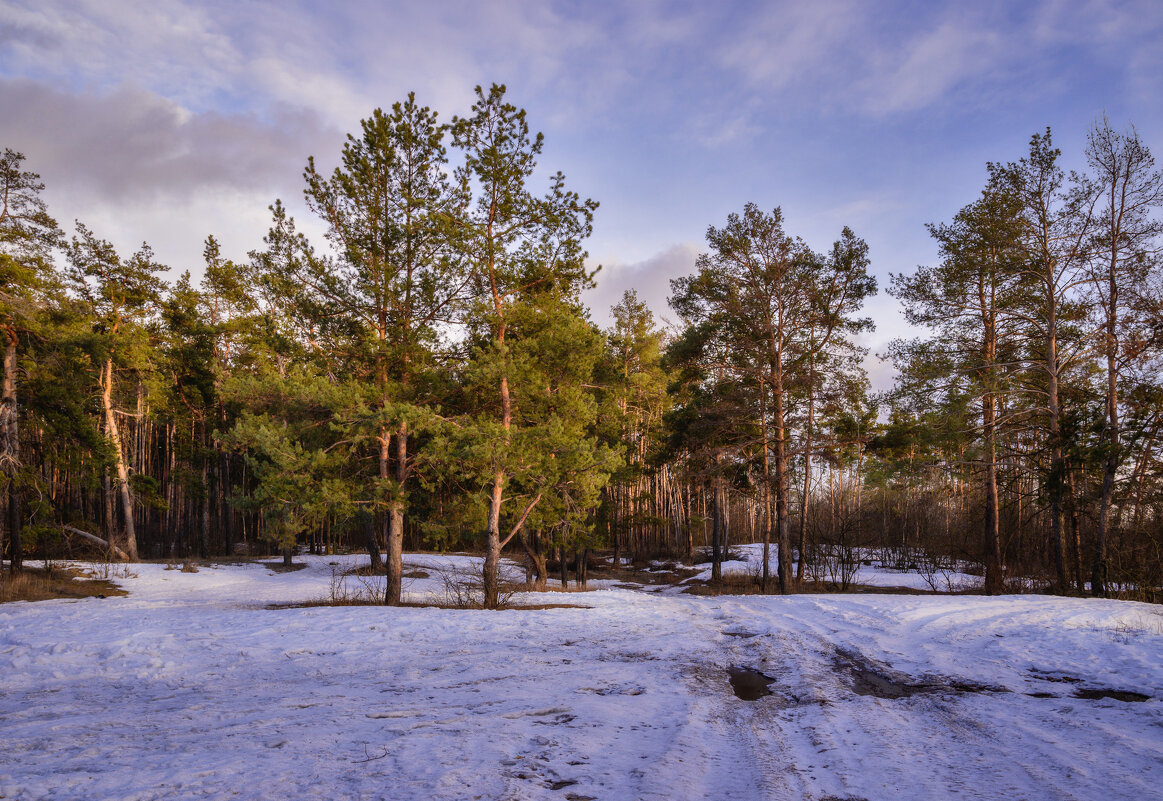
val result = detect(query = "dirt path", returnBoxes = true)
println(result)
[675,598,1163,801]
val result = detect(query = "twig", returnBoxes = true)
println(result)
[352,746,391,764]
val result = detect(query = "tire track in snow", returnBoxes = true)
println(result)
[699,596,1163,801]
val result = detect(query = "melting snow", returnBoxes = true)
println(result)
[1,554,1160,800]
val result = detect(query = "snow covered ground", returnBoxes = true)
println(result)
[682,544,984,591]
[1,554,1161,801]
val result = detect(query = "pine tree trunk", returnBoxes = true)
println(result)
[370,431,390,573]
[1093,272,1118,596]
[385,421,407,605]
[559,542,568,589]
[1045,320,1069,593]
[610,486,620,568]
[1067,471,1084,593]
[221,450,234,556]
[102,359,138,561]
[483,361,512,609]
[758,389,772,592]
[983,390,1003,594]
[199,460,210,559]
[684,482,694,563]
[103,470,116,558]
[797,361,815,582]
[2,330,21,572]
[364,515,381,570]
[711,476,722,583]
[773,356,792,594]
[518,527,547,591]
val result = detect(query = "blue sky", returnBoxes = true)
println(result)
[3,0,1162,388]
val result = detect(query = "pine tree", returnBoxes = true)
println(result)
[200,235,256,556]
[0,149,61,571]
[1082,119,1163,596]
[795,228,876,580]
[604,290,670,563]
[991,130,1095,593]
[449,84,597,607]
[303,95,465,604]
[891,180,1027,593]
[65,224,166,561]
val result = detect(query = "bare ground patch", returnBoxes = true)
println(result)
[0,566,127,603]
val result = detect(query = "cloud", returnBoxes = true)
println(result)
[709,0,1163,122]
[585,243,699,328]
[4,0,1161,308]
[0,79,337,201]
[0,0,240,107]
[717,0,868,92]
[0,0,636,129]
[0,78,338,273]
[857,19,1003,114]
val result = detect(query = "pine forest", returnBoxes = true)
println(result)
[3,87,1162,608]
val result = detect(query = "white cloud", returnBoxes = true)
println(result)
[718,0,868,91]
[858,19,1003,114]
[585,243,699,328]
[0,79,338,200]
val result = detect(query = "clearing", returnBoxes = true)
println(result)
[0,554,1160,800]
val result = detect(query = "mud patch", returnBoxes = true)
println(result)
[727,666,775,700]
[1073,688,1150,702]
[1028,670,1083,684]
[833,649,925,699]
[264,562,308,573]
[722,627,761,639]
[833,649,1007,699]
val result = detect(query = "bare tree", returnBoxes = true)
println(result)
[1083,119,1163,596]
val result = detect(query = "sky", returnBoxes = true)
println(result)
[3,0,1162,390]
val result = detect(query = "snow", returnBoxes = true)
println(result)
[1,554,1161,800]
[684,543,984,591]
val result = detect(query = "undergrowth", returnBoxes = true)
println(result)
[0,566,127,603]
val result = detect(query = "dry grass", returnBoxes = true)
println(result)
[264,562,308,573]
[0,566,127,603]
[583,560,701,587]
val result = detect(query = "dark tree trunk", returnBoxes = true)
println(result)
[385,422,407,606]
[6,483,20,572]
[2,331,20,572]
[983,391,1003,595]
[711,482,722,583]
[365,515,383,571]
[518,528,547,591]
[576,547,588,589]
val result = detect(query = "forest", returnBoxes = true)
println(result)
[2,85,1161,607]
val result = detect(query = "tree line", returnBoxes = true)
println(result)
[1,88,1160,605]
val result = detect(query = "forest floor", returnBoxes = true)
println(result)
[1,552,1161,800]
[0,564,126,603]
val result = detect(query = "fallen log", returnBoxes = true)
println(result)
[61,525,130,561]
